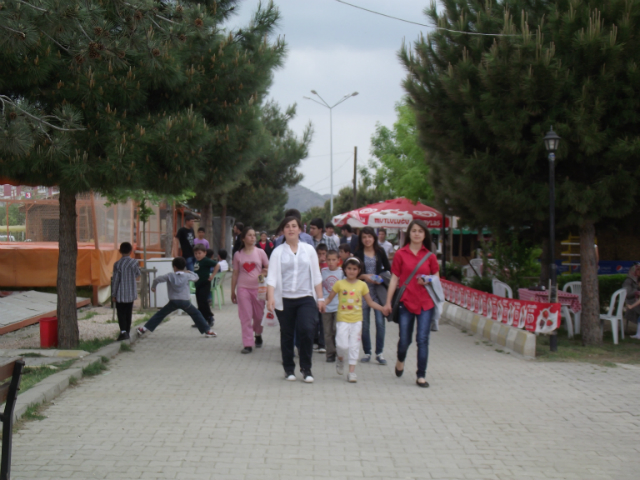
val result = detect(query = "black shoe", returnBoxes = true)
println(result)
[117,333,126,341]
[241,347,253,354]
[416,379,429,388]
[123,332,130,340]
[326,355,336,363]
[255,335,263,348]
[395,367,404,377]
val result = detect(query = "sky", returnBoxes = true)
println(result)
[226,0,429,198]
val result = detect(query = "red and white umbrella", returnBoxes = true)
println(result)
[332,198,449,230]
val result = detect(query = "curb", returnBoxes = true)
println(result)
[13,340,129,422]
[441,302,537,359]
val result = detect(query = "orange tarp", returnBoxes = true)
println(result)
[0,243,120,287]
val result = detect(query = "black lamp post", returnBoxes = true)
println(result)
[544,126,561,352]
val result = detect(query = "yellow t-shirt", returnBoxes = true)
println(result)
[332,279,369,323]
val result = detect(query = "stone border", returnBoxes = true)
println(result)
[12,334,139,422]
[441,302,536,359]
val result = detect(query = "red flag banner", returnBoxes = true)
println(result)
[442,279,560,334]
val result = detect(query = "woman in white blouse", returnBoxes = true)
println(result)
[267,216,325,383]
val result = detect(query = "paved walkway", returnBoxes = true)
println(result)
[12,282,640,479]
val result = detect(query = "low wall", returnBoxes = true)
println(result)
[441,301,536,359]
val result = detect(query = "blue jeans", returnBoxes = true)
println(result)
[397,304,434,379]
[276,297,317,375]
[145,300,209,334]
[361,304,385,356]
[185,256,195,272]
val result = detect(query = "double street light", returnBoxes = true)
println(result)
[303,90,359,214]
[544,126,561,352]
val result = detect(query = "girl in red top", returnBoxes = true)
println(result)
[383,220,439,388]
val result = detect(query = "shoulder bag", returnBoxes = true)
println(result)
[388,252,433,323]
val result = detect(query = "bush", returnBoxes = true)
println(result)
[468,276,493,293]
[481,232,542,292]
[445,262,464,281]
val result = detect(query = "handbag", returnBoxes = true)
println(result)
[388,252,433,323]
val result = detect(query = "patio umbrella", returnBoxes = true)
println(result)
[332,198,449,230]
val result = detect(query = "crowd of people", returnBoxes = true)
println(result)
[111,208,441,388]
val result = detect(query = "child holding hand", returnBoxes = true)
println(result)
[326,258,385,383]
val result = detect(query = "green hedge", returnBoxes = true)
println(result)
[557,274,627,308]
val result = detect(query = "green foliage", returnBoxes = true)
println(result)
[467,275,493,293]
[484,233,542,292]
[445,262,464,282]
[225,102,313,230]
[23,403,46,421]
[19,359,75,394]
[365,101,432,202]
[401,0,640,230]
[82,359,108,376]
[0,204,25,226]
[120,342,133,353]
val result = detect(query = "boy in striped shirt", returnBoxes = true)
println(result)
[111,242,141,341]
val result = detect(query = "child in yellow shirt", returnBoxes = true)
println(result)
[326,258,385,383]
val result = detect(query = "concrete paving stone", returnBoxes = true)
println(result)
[9,281,640,479]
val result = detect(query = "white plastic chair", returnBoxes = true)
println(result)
[492,278,513,299]
[560,306,574,338]
[469,258,483,277]
[563,281,582,335]
[600,289,627,345]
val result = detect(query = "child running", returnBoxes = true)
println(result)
[231,226,269,354]
[326,257,385,383]
[193,244,216,329]
[137,257,216,338]
[321,250,344,363]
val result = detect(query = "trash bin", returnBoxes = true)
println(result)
[40,317,58,348]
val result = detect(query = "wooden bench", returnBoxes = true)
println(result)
[0,358,25,480]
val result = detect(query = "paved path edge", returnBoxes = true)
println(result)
[12,338,133,422]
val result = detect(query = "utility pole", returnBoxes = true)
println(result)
[353,146,357,210]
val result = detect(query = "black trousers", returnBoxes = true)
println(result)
[195,282,214,322]
[276,296,317,375]
[116,302,134,333]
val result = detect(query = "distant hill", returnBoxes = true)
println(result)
[285,185,329,213]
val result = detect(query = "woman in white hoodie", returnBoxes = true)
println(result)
[267,216,325,383]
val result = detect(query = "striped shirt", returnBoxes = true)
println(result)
[111,256,141,303]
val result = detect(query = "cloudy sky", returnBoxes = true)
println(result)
[227,0,428,198]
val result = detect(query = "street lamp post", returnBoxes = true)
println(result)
[544,126,561,352]
[303,90,359,214]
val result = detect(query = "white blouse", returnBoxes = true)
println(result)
[281,243,314,298]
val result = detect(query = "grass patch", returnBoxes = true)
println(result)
[79,311,99,321]
[82,359,108,377]
[18,352,44,358]
[461,329,467,333]
[495,349,505,353]
[19,359,76,394]
[69,376,78,386]
[133,313,153,327]
[120,342,132,352]
[77,336,117,352]
[23,403,47,421]
[536,329,640,365]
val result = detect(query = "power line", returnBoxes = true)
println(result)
[302,151,352,160]
[304,155,352,189]
[335,0,519,37]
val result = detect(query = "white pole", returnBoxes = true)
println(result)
[329,107,334,215]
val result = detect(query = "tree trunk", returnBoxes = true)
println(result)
[200,202,214,247]
[540,236,551,286]
[164,203,173,258]
[220,203,227,252]
[57,189,79,349]
[580,220,601,345]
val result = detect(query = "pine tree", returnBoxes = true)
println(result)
[401,0,640,345]
[225,101,312,230]
[0,1,252,347]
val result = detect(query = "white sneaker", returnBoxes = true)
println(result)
[630,334,640,340]
[347,372,357,383]
[284,373,296,381]
[336,359,344,376]
[303,373,314,383]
